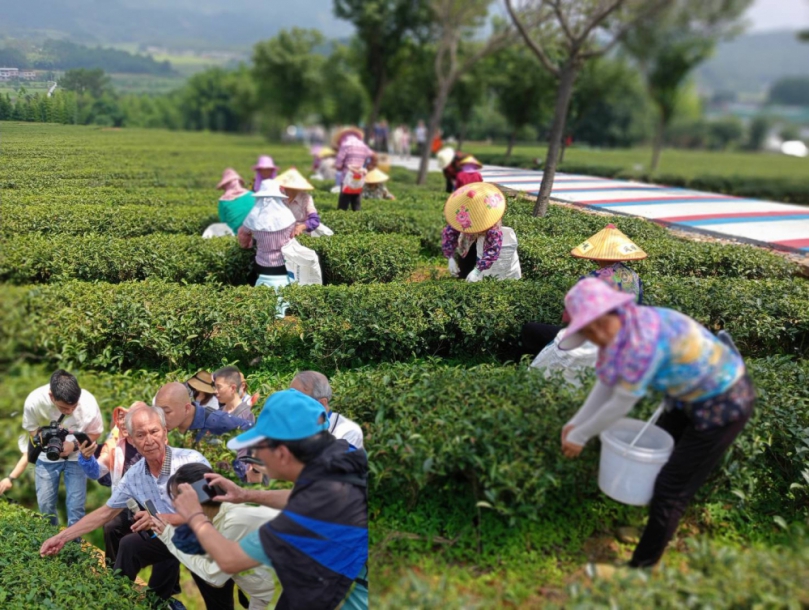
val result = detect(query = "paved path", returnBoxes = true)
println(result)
[388,156,809,253]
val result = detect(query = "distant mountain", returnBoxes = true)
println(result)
[696,30,809,97]
[0,0,353,50]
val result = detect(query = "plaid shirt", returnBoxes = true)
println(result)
[335,136,372,171]
[107,446,210,513]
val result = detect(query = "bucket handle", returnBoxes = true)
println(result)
[626,402,665,450]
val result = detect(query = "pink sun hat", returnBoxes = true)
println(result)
[252,155,278,171]
[558,277,635,351]
[216,168,245,189]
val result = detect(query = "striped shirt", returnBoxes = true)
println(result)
[285,193,318,224]
[239,224,295,268]
[107,446,210,513]
[335,136,372,171]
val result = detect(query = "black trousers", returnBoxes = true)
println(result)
[520,322,563,357]
[443,171,455,194]
[338,192,361,211]
[114,532,235,608]
[103,509,134,566]
[630,396,753,567]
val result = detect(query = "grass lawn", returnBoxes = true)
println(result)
[465,142,809,180]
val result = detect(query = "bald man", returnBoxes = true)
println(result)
[155,382,253,443]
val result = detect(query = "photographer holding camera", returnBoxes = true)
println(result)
[21,370,104,526]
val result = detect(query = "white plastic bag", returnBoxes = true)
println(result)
[479,226,521,280]
[309,223,334,238]
[281,239,323,286]
[202,223,235,238]
[530,329,598,387]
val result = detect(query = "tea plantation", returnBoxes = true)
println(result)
[1,122,808,608]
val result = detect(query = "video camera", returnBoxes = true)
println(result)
[28,421,91,462]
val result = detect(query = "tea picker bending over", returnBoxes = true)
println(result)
[559,278,754,568]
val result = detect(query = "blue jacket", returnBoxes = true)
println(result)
[258,439,368,610]
[188,404,253,443]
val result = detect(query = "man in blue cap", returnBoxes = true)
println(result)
[170,389,369,610]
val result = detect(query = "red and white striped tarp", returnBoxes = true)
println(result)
[481,167,809,253]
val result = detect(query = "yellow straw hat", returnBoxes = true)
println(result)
[570,224,647,261]
[459,155,482,168]
[277,168,314,191]
[332,126,364,148]
[317,147,336,159]
[364,168,389,184]
[444,182,506,234]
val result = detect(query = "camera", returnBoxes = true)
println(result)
[28,421,91,462]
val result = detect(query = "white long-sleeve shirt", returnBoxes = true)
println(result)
[566,381,640,446]
[158,502,279,609]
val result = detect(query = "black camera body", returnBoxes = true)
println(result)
[29,421,91,462]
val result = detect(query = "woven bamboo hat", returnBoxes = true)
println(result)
[364,168,389,184]
[317,146,336,159]
[458,155,482,169]
[332,126,364,148]
[444,182,506,234]
[570,224,647,261]
[277,168,314,191]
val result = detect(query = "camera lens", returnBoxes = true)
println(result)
[45,437,63,461]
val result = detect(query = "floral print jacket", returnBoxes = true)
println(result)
[442,224,503,271]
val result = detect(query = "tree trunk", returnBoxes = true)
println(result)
[534,64,578,217]
[417,81,451,185]
[458,121,468,150]
[505,129,517,161]
[559,135,568,164]
[365,77,388,145]
[650,113,665,173]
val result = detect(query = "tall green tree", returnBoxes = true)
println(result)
[59,68,112,98]
[416,0,512,184]
[252,29,326,130]
[506,0,667,216]
[488,46,555,160]
[334,0,430,136]
[179,67,256,132]
[319,45,370,128]
[623,0,751,172]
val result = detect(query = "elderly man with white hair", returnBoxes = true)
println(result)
[39,403,234,610]
[290,371,364,449]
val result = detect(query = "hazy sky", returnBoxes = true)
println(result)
[747,0,809,31]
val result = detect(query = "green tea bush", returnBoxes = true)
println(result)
[6,275,808,370]
[561,536,809,609]
[320,209,444,255]
[519,234,797,282]
[299,234,420,284]
[0,500,160,609]
[1,203,216,237]
[0,234,253,285]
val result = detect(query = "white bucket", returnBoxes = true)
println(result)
[598,417,674,506]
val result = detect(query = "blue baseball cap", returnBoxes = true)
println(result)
[227,389,329,450]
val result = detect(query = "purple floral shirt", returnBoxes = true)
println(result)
[442,225,503,271]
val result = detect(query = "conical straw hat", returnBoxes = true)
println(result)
[364,168,389,184]
[317,147,336,158]
[277,168,314,191]
[444,182,506,234]
[570,224,647,261]
[459,155,482,168]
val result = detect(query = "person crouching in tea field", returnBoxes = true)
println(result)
[559,278,754,569]
[276,168,322,236]
[216,168,254,235]
[521,224,646,357]
[362,168,396,201]
[252,155,278,192]
[442,183,521,282]
[312,146,337,182]
[453,155,483,188]
[238,180,297,315]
